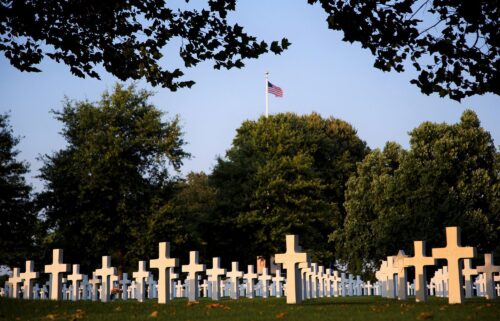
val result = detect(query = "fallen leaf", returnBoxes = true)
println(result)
[187,301,200,307]
[276,312,288,319]
[150,311,158,318]
[45,314,58,321]
[206,303,224,308]
[416,312,433,320]
[115,306,122,311]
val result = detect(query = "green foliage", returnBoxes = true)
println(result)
[145,172,216,261]
[209,113,368,265]
[309,0,499,100]
[37,84,189,273]
[335,110,500,277]
[0,114,39,266]
[0,0,288,91]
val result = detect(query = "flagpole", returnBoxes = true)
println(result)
[265,72,269,118]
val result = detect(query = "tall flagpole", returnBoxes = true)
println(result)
[265,72,269,118]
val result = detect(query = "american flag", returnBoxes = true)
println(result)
[268,82,283,97]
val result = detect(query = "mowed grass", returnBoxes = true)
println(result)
[1,296,499,321]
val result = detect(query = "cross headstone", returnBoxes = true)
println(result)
[170,267,178,300]
[243,265,258,299]
[324,269,333,297]
[88,272,101,301]
[201,279,209,297]
[67,264,83,301]
[44,249,70,301]
[146,274,156,299]
[20,260,39,300]
[32,283,40,300]
[403,240,436,302]
[375,260,388,297]
[8,267,23,299]
[476,253,500,300]
[298,262,310,300]
[95,256,117,303]
[150,242,179,304]
[340,272,348,297]
[432,226,476,304]
[133,261,150,302]
[385,256,398,299]
[317,266,325,297]
[394,250,409,300]
[80,275,89,300]
[310,263,318,298]
[181,251,205,301]
[206,257,226,300]
[259,267,272,298]
[275,235,308,304]
[175,280,184,298]
[273,269,285,298]
[347,273,354,296]
[119,273,131,300]
[227,261,243,299]
[332,270,341,297]
[462,259,477,298]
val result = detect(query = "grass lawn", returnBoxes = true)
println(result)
[1,296,499,321]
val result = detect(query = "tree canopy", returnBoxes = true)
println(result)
[0,113,39,266]
[37,84,189,272]
[209,113,368,265]
[333,110,500,277]
[2,1,497,99]
[0,0,288,91]
[310,0,499,100]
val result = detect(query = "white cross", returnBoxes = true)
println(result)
[150,242,178,304]
[243,264,258,299]
[226,261,243,299]
[299,262,310,300]
[272,269,285,298]
[375,260,388,298]
[200,279,209,297]
[206,257,226,300]
[44,249,69,300]
[95,256,117,303]
[88,272,101,301]
[119,273,131,300]
[394,250,408,300]
[8,267,23,299]
[181,251,205,301]
[403,241,436,302]
[20,260,39,300]
[317,266,325,297]
[462,258,477,298]
[275,235,308,304]
[67,264,83,301]
[476,253,500,300]
[133,261,150,302]
[432,226,476,304]
[332,270,341,297]
[32,283,40,300]
[259,267,272,298]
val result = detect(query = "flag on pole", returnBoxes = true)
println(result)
[268,82,283,97]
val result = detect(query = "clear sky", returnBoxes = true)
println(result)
[1,1,499,191]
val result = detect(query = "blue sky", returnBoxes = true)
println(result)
[1,1,499,191]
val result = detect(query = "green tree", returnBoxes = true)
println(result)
[145,171,216,261]
[335,110,500,277]
[310,0,499,100]
[209,113,368,265]
[1,0,289,91]
[37,84,189,272]
[0,113,39,266]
